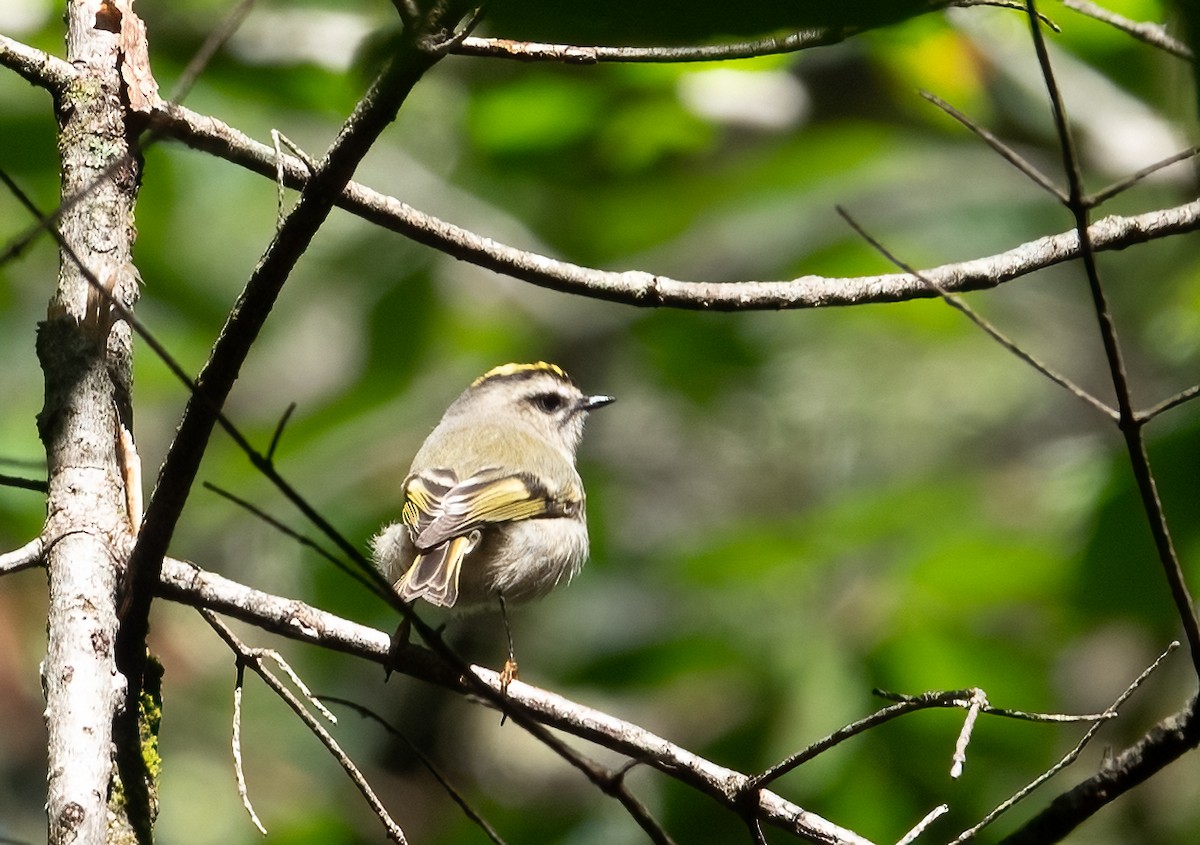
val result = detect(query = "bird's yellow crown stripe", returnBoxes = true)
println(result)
[473,361,570,387]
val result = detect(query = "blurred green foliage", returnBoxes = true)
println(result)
[2,0,1199,843]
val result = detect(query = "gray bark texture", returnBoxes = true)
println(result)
[39,1,144,843]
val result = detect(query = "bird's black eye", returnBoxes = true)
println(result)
[529,392,566,413]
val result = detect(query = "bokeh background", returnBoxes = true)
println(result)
[2,0,1199,842]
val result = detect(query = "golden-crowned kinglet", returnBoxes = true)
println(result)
[372,362,614,611]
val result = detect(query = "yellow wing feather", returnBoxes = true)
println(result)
[395,467,579,607]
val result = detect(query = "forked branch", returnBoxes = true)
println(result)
[1022,0,1200,679]
[202,610,408,842]
[158,557,873,845]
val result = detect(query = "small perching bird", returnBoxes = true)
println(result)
[372,362,614,617]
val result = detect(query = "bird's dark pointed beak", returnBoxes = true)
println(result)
[582,394,616,412]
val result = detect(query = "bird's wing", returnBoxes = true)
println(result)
[399,467,457,541]
[403,467,579,551]
[394,467,582,607]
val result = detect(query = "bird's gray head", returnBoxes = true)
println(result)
[453,362,614,455]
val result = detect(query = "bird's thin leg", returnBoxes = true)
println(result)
[498,592,519,693]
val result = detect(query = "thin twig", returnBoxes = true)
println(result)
[252,646,337,723]
[121,14,452,709]
[1,161,396,605]
[272,130,289,228]
[1139,383,1200,423]
[168,0,258,104]
[1062,0,1193,59]
[202,609,409,843]
[952,642,1178,842]
[750,685,1119,795]
[895,805,950,845]
[443,4,488,51]
[158,557,873,844]
[746,816,769,845]
[471,691,677,845]
[599,778,677,845]
[10,139,674,831]
[1086,145,1200,208]
[998,692,1199,843]
[323,697,508,845]
[0,164,68,271]
[450,0,1051,64]
[266,402,298,463]
[1024,0,1200,678]
[748,690,975,791]
[140,101,1200,311]
[0,473,48,493]
[231,662,269,835]
[202,482,379,594]
[0,0,256,269]
[921,92,1067,202]
[453,27,854,64]
[876,689,1113,724]
[961,0,1059,30]
[837,206,1118,419]
[270,132,315,229]
[951,688,988,779]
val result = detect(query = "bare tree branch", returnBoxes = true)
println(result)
[999,694,1200,844]
[921,92,1067,202]
[0,472,47,493]
[155,556,1198,845]
[202,481,380,597]
[0,537,44,575]
[452,27,855,64]
[145,99,1200,309]
[961,642,1181,843]
[874,689,1114,724]
[1023,0,1200,679]
[324,697,510,845]
[4,37,1199,313]
[449,1,1052,64]
[230,661,269,836]
[896,805,949,845]
[1063,0,1193,59]
[1086,145,1200,207]
[1139,382,1200,422]
[748,690,977,791]
[117,7,456,722]
[748,686,1115,795]
[157,557,876,845]
[0,33,75,92]
[202,610,409,843]
[836,207,1118,419]
[165,0,256,104]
